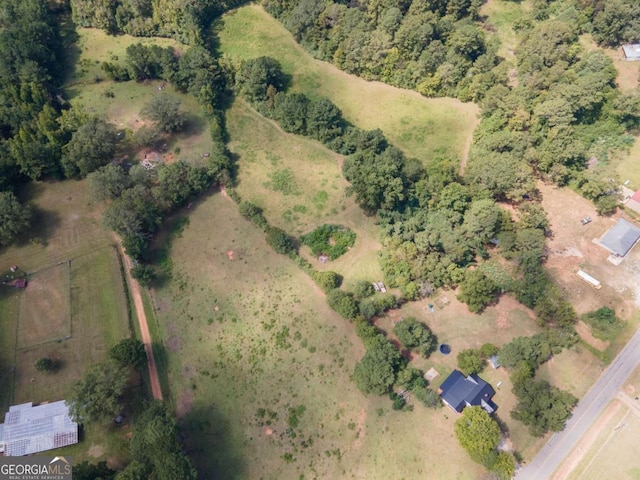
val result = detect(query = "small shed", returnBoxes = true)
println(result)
[13,279,27,288]
[622,44,640,61]
[600,219,640,257]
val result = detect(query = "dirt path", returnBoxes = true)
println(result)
[116,239,163,401]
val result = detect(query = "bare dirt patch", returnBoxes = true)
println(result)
[539,182,640,319]
[352,408,367,449]
[87,444,105,458]
[166,336,181,352]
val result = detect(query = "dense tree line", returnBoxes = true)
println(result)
[263,0,503,100]
[0,0,67,243]
[467,5,640,215]
[70,0,247,44]
[581,0,640,46]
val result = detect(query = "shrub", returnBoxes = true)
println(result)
[457,349,485,376]
[35,357,55,373]
[312,270,342,293]
[239,201,268,230]
[131,264,156,288]
[300,224,356,260]
[326,289,359,320]
[353,280,375,299]
[266,227,295,254]
[582,306,622,340]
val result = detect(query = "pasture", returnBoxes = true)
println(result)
[0,181,131,463]
[226,98,384,284]
[217,5,479,165]
[151,193,484,480]
[17,262,71,349]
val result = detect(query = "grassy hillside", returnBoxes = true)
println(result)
[151,193,487,479]
[226,98,384,285]
[217,5,479,165]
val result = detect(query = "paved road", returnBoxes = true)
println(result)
[117,240,163,401]
[516,327,640,480]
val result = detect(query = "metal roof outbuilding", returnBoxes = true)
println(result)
[0,401,78,456]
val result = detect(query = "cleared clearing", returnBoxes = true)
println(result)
[217,5,479,165]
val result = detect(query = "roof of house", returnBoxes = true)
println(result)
[623,44,640,60]
[631,189,640,203]
[0,401,78,456]
[438,370,497,414]
[600,219,640,257]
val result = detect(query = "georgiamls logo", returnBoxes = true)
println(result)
[0,455,72,479]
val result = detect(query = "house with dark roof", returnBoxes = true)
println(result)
[622,44,640,61]
[438,370,497,414]
[0,401,78,456]
[599,219,640,257]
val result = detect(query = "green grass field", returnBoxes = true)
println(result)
[566,401,640,480]
[217,5,479,165]
[151,193,485,479]
[0,180,132,464]
[227,98,384,284]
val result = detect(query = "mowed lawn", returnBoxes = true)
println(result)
[0,181,131,464]
[151,193,483,480]
[217,5,479,165]
[375,294,551,458]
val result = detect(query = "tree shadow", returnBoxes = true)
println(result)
[12,206,62,249]
[57,12,81,87]
[182,403,246,480]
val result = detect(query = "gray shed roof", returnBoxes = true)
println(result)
[622,44,640,61]
[600,219,640,257]
[0,401,78,456]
